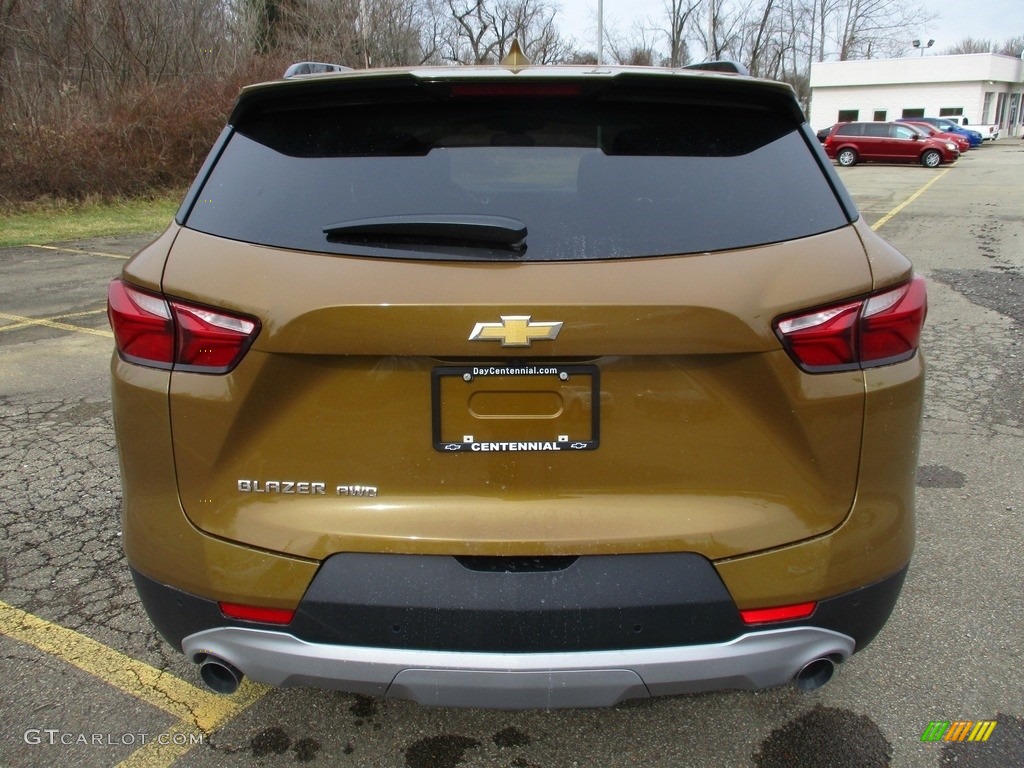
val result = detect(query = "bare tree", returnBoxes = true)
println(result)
[510,0,575,63]
[999,36,1024,57]
[689,0,746,61]
[445,0,493,63]
[740,0,778,75]
[0,0,21,106]
[661,0,701,66]
[943,37,994,55]
[414,0,450,63]
[605,19,658,65]
[0,0,245,120]
[833,0,928,60]
[441,0,571,64]
[944,34,1024,58]
[775,0,814,106]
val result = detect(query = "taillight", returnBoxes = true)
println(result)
[173,303,259,372]
[107,279,259,374]
[774,277,926,373]
[107,280,175,367]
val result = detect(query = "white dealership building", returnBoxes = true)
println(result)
[809,53,1024,138]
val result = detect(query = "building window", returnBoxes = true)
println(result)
[982,93,994,123]
[873,110,887,121]
[995,93,1007,126]
[939,107,963,117]
[901,108,925,118]
[837,109,859,122]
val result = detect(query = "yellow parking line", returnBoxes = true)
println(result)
[872,168,951,230]
[115,684,268,768]
[55,309,110,320]
[26,243,130,260]
[0,601,266,733]
[115,721,209,768]
[0,310,113,338]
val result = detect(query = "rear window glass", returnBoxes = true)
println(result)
[185,91,849,261]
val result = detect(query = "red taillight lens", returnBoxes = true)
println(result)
[173,303,259,372]
[108,279,259,374]
[107,279,174,367]
[774,277,926,373]
[219,602,295,625]
[774,302,861,369]
[860,278,927,364]
[739,601,817,625]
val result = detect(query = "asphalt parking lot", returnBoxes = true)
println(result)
[2,140,1023,768]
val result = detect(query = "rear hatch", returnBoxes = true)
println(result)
[163,69,868,562]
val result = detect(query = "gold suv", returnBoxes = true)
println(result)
[108,55,926,708]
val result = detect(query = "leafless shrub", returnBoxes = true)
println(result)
[0,58,283,200]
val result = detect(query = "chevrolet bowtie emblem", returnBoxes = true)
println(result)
[469,316,563,347]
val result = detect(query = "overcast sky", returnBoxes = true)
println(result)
[556,0,1024,58]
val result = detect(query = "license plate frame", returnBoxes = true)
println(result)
[431,364,600,453]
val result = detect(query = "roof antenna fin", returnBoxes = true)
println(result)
[501,40,532,71]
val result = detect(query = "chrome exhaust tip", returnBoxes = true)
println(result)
[198,656,244,695]
[793,656,836,692]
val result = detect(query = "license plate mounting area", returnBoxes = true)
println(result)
[431,364,600,453]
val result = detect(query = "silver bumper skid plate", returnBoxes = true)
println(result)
[183,626,855,709]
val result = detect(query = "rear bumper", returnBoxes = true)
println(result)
[183,625,855,709]
[134,554,906,708]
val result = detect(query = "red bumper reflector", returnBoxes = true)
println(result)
[740,601,817,625]
[219,602,295,625]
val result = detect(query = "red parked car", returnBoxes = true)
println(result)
[901,121,971,153]
[824,122,959,168]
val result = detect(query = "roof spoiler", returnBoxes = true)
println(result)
[283,62,353,78]
[683,60,750,76]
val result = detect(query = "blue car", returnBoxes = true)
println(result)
[898,117,983,147]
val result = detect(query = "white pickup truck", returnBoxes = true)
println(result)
[945,116,1000,142]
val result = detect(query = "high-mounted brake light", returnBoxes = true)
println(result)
[107,279,260,374]
[449,84,582,97]
[774,277,926,373]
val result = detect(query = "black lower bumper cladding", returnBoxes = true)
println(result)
[132,554,906,655]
